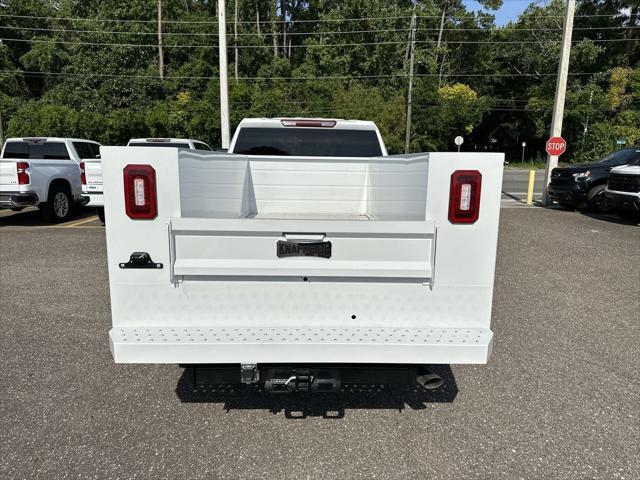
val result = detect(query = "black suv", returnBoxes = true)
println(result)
[548,147,640,213]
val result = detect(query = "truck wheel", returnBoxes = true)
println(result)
[42,185,73,223]
[586,185,612,213]
[97,207,105,224]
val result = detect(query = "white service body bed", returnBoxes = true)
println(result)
[102,148,503,366]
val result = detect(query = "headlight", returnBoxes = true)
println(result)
[573,170,591,179]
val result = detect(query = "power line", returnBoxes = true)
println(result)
[235,38,636,47]
[0,25,218,37]
[8,95,632,113]
[13,93,635,108]
[0,13,217,24]
[1,37,635,50]
[0,69,609,80]
[0,13,629,25]
[0,37,212,48]
[231,98,536,105]
[11,93,622,106]
[0,25,413,36]
[1,24,637,37]
[237,25,638,34]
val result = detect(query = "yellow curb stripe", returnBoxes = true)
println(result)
[63,216,98,228]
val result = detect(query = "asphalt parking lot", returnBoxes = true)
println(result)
[0,207,638,480]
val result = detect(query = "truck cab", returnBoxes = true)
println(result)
[0,137,99,222]
[229,118,388,157]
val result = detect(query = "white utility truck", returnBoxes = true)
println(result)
[102,119,503,392]
[83,138,213,223]
[0,137,98,222]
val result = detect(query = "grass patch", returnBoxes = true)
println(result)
[506,161,547,170]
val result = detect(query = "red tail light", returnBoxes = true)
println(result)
[79,162,86,185]
[448,170,482,224]
[123,164,157,219]
[17,162,30,185]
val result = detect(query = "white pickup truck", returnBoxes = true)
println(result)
[0,137,99,222]
[605,155,640,219]
[83,138,213,223]
[102,118,503,392]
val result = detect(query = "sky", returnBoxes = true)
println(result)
[463,0,542,26]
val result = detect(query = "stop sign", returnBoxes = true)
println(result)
[546,136,567,156]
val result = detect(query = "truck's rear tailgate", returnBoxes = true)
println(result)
[102,147,503,365]
[0,159,19,192]
[83,158,103,193]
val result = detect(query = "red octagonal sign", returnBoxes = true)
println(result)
[546,136,567,156]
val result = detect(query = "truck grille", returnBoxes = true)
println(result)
[549,169,573,185]
[608,173,640,193]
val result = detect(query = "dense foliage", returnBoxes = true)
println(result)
[0,0,638,162]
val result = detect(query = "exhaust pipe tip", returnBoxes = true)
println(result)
[416,372,443,390]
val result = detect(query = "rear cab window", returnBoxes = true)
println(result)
[2,140,70,159]
[73,142,101,159]
[193,142,212,151]
[2,141,28,158]
[232,128,383,157]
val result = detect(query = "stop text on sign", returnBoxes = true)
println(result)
[546,136,567,156]
[547,141,565,151]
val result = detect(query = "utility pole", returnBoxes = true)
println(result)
[542,0,575,205]
[404,6,416,154]
[436,0,448,85]
[157,0,164,79]
[218,0,231,148]
[436,1,447,49]
[256,1,261,36]
[234,0,239,81]
[0,111,4,147]
[282,0,287,58]
[272,0,278,57]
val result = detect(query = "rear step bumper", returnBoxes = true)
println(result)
[187,364,440,392]
[109,326,493,364]
[81,193,104,207]
[0,192,39,208]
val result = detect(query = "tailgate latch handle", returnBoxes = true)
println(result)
[119,252,163,269]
